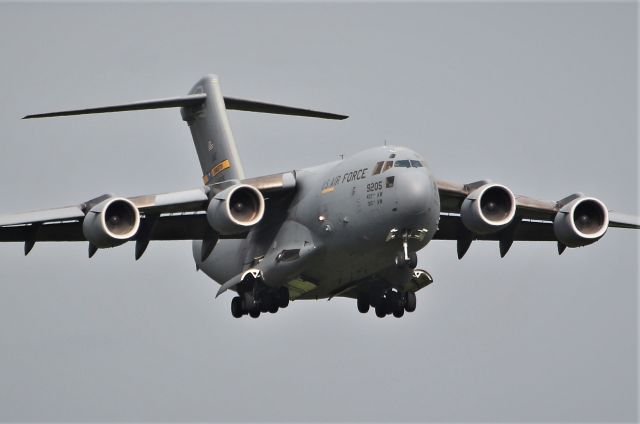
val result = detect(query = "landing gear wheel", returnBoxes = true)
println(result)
[395,252,417,269]
[278,287,290,308]
[407,252,418,269]
[268,303,279,314]
[231,297,243,318]
[375,304,386,318]
[405,291,417,312]
[249,309,261,318]
[393,307,405,318]
[386,291,401,315]
[357,296,370,313]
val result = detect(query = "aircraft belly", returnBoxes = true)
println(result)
[296,243,400,299]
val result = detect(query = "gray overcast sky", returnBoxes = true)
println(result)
[0,2,637,422]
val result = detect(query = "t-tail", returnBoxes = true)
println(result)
[23,74,348,186]
[181,75,244,184]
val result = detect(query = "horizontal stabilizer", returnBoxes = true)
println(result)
[224,97,347,120]
[23,94,207,119]
[23,94,348,120]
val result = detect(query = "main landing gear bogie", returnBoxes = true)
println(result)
[358,290,417,318]
[231,286,290,318]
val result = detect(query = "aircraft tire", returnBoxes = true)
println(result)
[386,291,401,314]
[393,307,405,318]
[408,252,418,269]
[231,297,243,318]
[375,304,386,318]
[268,303,279,314]
[249,309,261,318]
[405,292,417,312]
[357,296,370,313]
[278,287,290,308]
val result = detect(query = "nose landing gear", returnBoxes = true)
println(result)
[392,230,418,269]
[395,251,418,269]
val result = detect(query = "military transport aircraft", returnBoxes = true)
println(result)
[1,75,638,319]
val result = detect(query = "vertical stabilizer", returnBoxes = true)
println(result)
[23,73,346,186]
[181,75,245,185]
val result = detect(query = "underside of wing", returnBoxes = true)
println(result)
[434,215,557,242]
[0,171,297,258]
[607,212,640,229]
[0,214,211,242]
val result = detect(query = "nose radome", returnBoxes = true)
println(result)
[396,171,430,216]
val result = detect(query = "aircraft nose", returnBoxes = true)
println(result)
[395,170,432,217]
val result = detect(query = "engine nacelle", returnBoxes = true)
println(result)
[461,183,516,234]
[82,197,140,248]
[207,184,265,235]
[553,197,608,248]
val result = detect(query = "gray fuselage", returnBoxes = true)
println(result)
[193,145,440,299]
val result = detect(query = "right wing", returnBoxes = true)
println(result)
[0,171,296,257]
[0,187,211,241]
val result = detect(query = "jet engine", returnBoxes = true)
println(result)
[82,197,140,248]
[461,183,516,234]
[207,184,265,235]
[553,197,609,247]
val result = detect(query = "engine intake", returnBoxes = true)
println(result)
[82,197,140,248]
[207,184,265,235]
[461,183,516,234]
[553,197,609,247]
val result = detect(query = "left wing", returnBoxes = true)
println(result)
[435,179,639,258]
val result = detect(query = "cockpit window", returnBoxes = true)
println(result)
[394,160,411,168]
[376,159,418,173]
[372,161,384,175]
